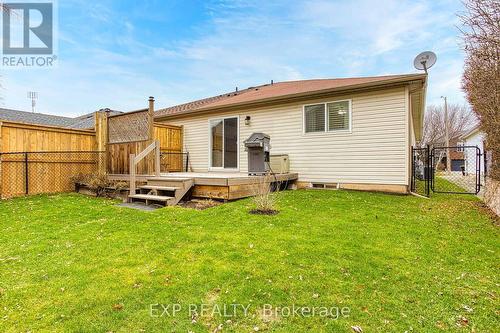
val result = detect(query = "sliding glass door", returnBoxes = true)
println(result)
[210,117,238,169]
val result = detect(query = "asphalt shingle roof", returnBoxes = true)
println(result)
[155,74,425,118]
[0,108,123,129]
[0,108,76,127]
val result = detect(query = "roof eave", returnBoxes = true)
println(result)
[408,75,427,142]
[459,122,482,140]
[155,74,428,121]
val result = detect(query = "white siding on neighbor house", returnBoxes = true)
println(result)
[166,87,410,185]
[464,131,485,175]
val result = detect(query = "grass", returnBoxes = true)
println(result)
[413,175,470,196]
[0,189,498,332]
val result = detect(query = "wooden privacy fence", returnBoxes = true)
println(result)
[0,98,185,198]
[0,121,101,198]
[104,108,184,175]
[0,151,105,198]
[0,121,97,152]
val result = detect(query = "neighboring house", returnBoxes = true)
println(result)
[450,150,466,172]
[432,139,466,172]
[154,74,427,193]
[461,125,488,175]
[0,107,122,130]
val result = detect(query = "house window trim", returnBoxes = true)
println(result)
[208,115,240,172]
[302,99,352,135]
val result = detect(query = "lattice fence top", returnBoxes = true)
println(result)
[108,110,150,144]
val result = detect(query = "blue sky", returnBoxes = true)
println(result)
[2,0,466,117]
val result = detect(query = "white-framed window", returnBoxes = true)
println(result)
[304,104,326,133]
[303,100,352,133]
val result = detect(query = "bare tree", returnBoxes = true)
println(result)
[460,0,500,180]
[421,103,477,147]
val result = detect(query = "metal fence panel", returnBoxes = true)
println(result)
[431,146,481,194]
[0,151,105,199]
[160,152,189,173]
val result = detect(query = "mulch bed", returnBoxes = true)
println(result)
[249,209,279,216]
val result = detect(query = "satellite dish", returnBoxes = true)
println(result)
[413,51,437,73]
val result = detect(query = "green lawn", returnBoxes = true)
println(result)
[0,190,498,332]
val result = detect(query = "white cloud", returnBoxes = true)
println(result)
[1,0,468,116]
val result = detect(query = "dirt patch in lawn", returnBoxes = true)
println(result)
[250,209,279,216]
[178,199,222,210]
[473,201,500,225]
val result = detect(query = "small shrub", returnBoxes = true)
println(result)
[72,173,130,198]
[113,181,129,191]
[86,174,110,197]
[70,173,91,186]
[251,176,279,215]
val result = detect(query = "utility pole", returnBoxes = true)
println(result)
[441,96,451,172]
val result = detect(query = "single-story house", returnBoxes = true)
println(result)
[154,73,427,194]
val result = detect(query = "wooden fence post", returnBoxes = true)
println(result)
[95,111,108,175]
[105,109,111,174]
[130,153,136,196]
[148,97,155,141]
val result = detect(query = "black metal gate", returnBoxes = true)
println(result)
[431,146,482,194]
[411,146,431,197]
[411,146,483,197]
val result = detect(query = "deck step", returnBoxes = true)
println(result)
[139,185,179,191]
[147,177,194,188]
[129,194,174,202]
[147,177,193,182]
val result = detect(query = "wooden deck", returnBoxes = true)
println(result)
[108,172,298,200]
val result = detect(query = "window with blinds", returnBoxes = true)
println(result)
[304,104,326,133]
[327,101,350,131]
[304,100,351,133]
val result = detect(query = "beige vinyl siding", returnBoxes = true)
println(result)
[165,87,410,186]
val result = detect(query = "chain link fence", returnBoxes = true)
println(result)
[411,145,484,197]
[0,151,106,199]
[431,146,481,194]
